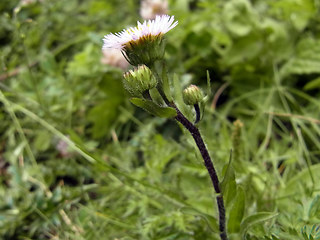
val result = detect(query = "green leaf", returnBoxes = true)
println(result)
[220,152,237,207]
[172,74,189,116]
[88,75,125,138]
[87,99,121,138]
[39,50,57,75]
[240,212,278,237]
[222,0,257,37]
[206,70,211,97]
[34,130,51,152]
[180,207,219,233]
[279,164,320,196]
[222,32,263,66]
[162,63,173,102]
[228,186,245,233]
[66,43,100,77]
[270,0,316,31]
[308,195,320,219]
[149,88,165,105]
[130,98,177,118]
[280,38,320,78]
[173,74,184,105]
[304,77,320,90]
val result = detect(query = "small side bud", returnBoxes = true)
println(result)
[123,65,157,96]
[182,84,204,105]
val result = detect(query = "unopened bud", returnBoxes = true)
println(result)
[123,65,157,96]
[182,85,204,105]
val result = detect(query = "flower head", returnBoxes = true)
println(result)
[140,0,168,20]
[102,15,178,66]
[56,136,72,158]
[101,48,129,70]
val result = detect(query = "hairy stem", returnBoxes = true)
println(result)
[173,105,228,240]
[150,63,228,239]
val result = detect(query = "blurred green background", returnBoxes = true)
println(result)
[1,0,320,239]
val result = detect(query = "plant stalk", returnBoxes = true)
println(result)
[173,105,228,240]
[150,63,228,239]
[194,103,201,123]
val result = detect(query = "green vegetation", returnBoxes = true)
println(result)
[1,0,320,239]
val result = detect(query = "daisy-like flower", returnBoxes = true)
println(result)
[101,48,129,70]
[102,15,178,66]
[140,0,168,20]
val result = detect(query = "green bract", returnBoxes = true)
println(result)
[123,35,166,67]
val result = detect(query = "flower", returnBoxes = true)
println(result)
[182,85,204,105]
[101,48,129,70]
[19,0,44,6]
[56,136,72,158]
[140,0,168,20]
[102,15,178,66]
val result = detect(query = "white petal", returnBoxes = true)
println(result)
[102,15,178,50]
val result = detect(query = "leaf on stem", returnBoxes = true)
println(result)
[130,98,177,118]
[220,151,237,207]
[228,186,245,233]
[240,212,278,237]
[162,62,173,101]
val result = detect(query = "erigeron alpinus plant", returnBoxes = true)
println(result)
[103,15,228,240]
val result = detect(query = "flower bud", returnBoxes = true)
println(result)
[123,65,157,96]
[182,85,204,105]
